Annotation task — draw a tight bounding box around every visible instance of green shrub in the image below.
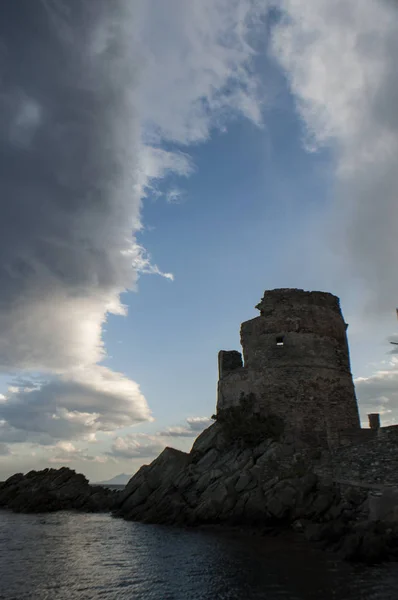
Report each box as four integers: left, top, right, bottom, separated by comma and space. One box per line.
216, 393, 284, 446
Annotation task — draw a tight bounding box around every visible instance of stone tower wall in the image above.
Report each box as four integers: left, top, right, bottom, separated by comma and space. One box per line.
216, 289, 361, 446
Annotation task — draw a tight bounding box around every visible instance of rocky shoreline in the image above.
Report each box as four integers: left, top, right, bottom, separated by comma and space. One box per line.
1, 428, 397, 564
109, 288, 398, 564
114, 422, 398, 564
1, 290, 397, 564
0, 467, 117, 513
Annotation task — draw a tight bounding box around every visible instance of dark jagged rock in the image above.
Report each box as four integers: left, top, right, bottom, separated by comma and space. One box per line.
6, 289, 398, 563
114, 421, 398, 563
0, 467, 118, 513
113, 290, 398, 562
115, 423, 326, 529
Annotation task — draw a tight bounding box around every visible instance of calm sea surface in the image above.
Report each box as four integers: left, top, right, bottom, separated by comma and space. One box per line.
0, 510, 397, 600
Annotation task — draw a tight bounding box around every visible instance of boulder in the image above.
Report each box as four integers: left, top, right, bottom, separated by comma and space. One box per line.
0, 467, 117, 513
190, 422, 226, 458
115, 447, 190, 523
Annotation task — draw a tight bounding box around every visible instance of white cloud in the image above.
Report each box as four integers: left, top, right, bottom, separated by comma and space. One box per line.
109, 433, 166, 460
271, 0, 398, 315
135, 0, 265, 146
187, 416, 213, 430
355, 358, 398, 425
0, 366, 152, 444
56, 441, 76, 454
108, 416, 212, 460
129, 245, 174, 281
48, 440, 109, 464
159, 416, 213, 437
140, 147, 194, 183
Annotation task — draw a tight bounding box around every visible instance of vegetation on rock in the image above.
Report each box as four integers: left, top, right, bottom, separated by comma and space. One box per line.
214, 393, 285, 446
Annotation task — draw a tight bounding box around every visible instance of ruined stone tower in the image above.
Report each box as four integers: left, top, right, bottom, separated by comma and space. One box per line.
217, 289, 361, 446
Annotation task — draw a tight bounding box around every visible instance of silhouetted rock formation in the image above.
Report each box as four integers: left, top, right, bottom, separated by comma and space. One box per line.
115, 289, 398, 563
115, 421, 398, 563
0, 467, 117, 513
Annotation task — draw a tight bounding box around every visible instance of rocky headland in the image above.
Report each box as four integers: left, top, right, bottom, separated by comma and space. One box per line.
115, 419, 398, 563
2, 289, 398, 564
114, 289, 398, 563
0, 467, 117, 513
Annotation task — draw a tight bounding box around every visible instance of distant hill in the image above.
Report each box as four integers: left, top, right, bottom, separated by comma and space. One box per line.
98, 473, 131, 486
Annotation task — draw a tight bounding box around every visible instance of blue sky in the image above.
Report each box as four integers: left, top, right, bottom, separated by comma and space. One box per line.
0, 0, 398, 481
103, 102, 335, 422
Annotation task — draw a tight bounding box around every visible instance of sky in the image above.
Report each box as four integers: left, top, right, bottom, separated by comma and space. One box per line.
0, 0, 398, 482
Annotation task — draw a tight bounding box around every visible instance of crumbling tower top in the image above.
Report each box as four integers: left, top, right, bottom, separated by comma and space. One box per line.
256, 288, 341, 314
254, 288, 347, 340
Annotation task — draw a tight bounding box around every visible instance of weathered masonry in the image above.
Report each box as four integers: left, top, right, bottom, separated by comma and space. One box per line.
216, 289, 361, 447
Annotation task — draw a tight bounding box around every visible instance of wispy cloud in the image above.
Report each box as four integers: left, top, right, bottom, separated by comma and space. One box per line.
107, 416, 212, 461
130, 245, 175, 281
109, 433, 166, 460
159, 416, 213, 437
165, 188, 187, 205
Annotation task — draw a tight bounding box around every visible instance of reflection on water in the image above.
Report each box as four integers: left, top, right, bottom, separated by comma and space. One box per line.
0, 511, 396, 600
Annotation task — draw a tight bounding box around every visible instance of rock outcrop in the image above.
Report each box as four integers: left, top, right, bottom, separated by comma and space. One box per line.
3, 288, 397, 563
0, 467, 117, 513
115, 422, 398, 563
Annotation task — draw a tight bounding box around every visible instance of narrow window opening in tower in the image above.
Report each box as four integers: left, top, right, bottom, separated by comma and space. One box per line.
276, 336, 284, 346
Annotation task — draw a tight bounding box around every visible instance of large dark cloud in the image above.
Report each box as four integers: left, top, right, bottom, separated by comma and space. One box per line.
0, 0, 140, 370
0, 0, 265, 372
0, 0, 266, 455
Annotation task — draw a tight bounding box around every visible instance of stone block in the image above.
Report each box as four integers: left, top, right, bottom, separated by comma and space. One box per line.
218, 350, 243, 379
